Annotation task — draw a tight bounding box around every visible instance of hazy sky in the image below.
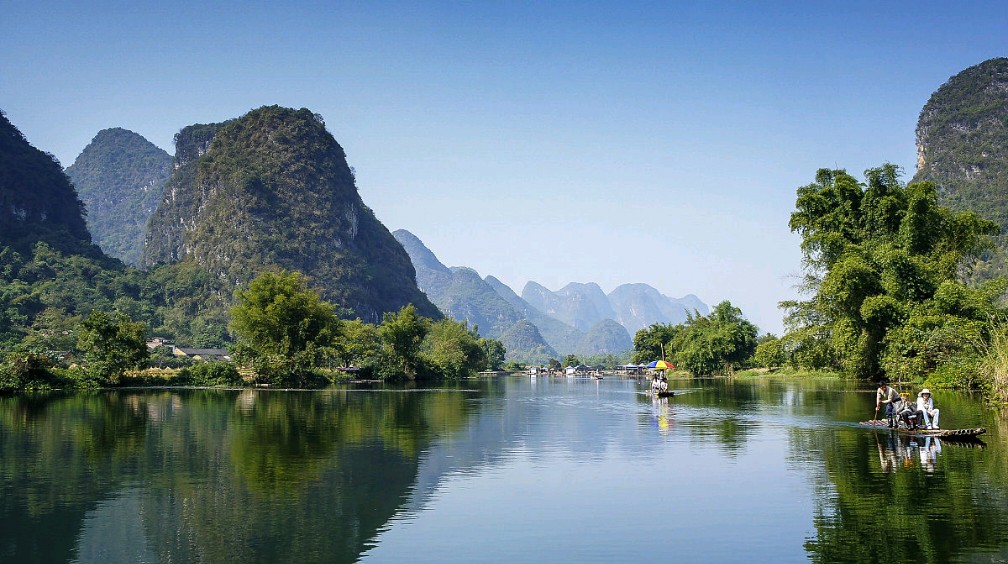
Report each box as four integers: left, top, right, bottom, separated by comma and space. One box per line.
3, 1, 1006, 334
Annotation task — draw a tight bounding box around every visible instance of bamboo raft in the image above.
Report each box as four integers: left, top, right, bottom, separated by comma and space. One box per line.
861, 419, 986, 439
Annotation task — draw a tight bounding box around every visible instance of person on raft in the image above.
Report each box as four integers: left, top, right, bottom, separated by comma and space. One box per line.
659, 375, 668, 392
651, 374, 661, 393
876, 381, 901, 427
917, 388, 940, 429
896, 392, 924, 429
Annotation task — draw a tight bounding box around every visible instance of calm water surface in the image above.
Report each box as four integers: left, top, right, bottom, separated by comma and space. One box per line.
1, 376, 1006, 563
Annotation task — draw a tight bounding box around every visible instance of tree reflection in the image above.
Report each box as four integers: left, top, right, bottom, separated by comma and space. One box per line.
0, 387, 476, 562
800, 425, 1008, 563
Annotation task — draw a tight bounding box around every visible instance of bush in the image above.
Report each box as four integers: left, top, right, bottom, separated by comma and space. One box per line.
178, 362, 243, 387
926, 354, 982, 390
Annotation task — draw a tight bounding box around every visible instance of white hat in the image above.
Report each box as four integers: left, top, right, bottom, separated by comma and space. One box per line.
920, 388, 931, 395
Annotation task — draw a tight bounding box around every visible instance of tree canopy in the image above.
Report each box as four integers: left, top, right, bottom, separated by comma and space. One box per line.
783, 164, 1004, 382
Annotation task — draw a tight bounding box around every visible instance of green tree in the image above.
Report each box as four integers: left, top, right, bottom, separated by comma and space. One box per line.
785, 165, 1001, 381
378, 304, 429, 379
632, 323, 680, 363
479, 338, 506, 371
229, 270, 340, 385
753, 334, 786, 368
333, 318, 379, 369
672, 301, 758, 375
76, 310, 148, 383
563, 354, 580, 367
420, 319, 486, 379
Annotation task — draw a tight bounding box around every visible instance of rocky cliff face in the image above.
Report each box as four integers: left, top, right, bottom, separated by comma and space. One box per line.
0, 111, 98, 256
143, 106, 439, 321
912, 57, 1008, 278
65, 128, 172, 265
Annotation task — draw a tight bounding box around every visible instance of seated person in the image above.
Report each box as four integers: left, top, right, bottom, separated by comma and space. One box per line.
897, 393, 923, 429
917, 388, 940, 429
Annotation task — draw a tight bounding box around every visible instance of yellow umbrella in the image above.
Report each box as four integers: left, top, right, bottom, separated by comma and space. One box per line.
655, 360, 673, 370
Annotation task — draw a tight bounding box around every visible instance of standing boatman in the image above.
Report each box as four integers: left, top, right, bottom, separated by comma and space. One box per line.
876, 380, 901, 428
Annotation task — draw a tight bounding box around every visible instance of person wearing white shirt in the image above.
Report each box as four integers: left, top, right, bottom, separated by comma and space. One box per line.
916, 388, 940, 429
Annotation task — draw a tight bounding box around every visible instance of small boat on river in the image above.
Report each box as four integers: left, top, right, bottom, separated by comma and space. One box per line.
860, 419, 986, 440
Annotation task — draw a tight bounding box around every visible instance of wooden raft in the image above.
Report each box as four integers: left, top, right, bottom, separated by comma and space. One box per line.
861, 419, 986, 439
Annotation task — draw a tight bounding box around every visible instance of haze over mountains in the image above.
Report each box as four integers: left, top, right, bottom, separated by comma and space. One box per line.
394, 229, 708, 361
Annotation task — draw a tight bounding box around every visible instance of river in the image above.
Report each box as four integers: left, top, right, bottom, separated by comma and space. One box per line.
1, 375, 1005, 563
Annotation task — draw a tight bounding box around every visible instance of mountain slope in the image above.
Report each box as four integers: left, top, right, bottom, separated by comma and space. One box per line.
484, 276, 584, 353
66, 128, 172, 265
143, 105, 439, 322
607, 283, 706, 335
523, 281, 616, 331
576, 319, 632, 356
393, 229, 524, 338
499, 320, 558, 364
0, 110, 97, 256
912, 57, 1008, 278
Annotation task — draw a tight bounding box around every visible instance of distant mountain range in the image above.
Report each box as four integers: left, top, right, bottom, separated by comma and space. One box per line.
394, 229, 708, 361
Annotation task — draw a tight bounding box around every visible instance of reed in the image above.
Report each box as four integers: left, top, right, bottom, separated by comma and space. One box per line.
979, 324, 1008, 405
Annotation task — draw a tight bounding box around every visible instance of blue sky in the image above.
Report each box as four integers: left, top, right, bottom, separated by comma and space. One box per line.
3, 1, 1006, 333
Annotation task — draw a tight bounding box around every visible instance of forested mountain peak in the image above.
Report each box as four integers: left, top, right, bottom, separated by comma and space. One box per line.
912, 57, 1008, 278
143, 105, 439, 322
0, 110, 99, 256
66, 127, 172, 265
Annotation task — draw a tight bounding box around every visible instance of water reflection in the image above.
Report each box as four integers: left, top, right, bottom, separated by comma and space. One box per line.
0, 377, 1005, 562
874, 432, 945, 474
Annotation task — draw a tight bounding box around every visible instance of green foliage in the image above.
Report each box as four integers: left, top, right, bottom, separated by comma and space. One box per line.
480, 338, 506, 371
563, 354, 580, 367
419, 319, 486, 379
670, 301, 758, 375
377, 304, 429, 379
76, 310, 149, 384
230, 270, 340, 386
753, 334, 785, 368
65, 128, 172, 265
633, 303, 757, 375
580, 352, 630, 369
783, 164, 1002, 380
632, 323, 680, 364
0, 351, 62, 391
177, 362, 243, 387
